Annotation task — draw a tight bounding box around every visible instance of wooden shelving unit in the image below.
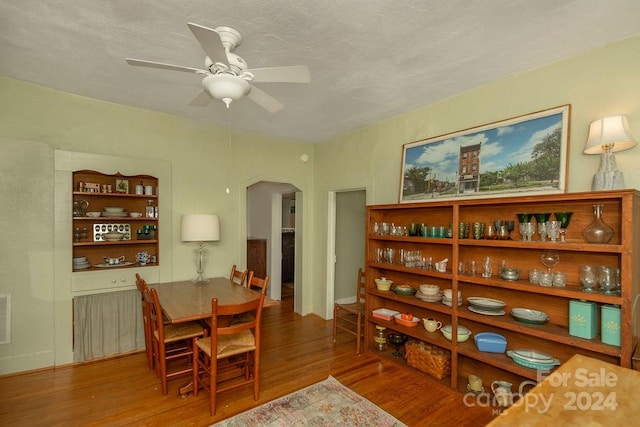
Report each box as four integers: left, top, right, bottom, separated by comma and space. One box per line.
72, 170, 159, 272
365, 190, 639, 393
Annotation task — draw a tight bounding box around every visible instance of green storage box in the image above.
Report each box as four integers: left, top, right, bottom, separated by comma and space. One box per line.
569, 300, 598, 339
601, 305, 621, 346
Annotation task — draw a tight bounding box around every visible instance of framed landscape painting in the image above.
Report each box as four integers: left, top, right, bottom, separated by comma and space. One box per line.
399, 105, 570, 203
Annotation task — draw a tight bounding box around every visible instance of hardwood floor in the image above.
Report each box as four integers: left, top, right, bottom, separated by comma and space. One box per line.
0, 288, 496, 426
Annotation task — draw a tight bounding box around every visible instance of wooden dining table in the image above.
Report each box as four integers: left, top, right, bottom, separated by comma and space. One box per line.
150, 277, 279, 324
149, 277, 279, 396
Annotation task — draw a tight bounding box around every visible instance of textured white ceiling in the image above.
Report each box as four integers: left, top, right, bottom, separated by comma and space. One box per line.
1, 0, 639, 142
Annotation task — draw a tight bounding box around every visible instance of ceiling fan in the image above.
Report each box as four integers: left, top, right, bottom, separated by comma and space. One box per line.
125, 23, 310, 113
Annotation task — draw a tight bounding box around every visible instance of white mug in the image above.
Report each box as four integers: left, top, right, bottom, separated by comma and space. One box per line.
144, 185, 153, 195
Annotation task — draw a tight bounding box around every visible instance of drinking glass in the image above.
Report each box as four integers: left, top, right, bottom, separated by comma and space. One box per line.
540, 250, 560, 272
522, 222, 535, 242
534, 213, 551, 240
537, 222, 548, 241
505, 220, 515, 240
516, 213, 532, 223
547, 220, 561, 242
554, 212, 573, 242
579, 265, 596, 292
482, 256, 492, 278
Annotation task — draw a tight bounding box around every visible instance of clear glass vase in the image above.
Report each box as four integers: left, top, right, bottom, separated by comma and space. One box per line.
583, 204, 613, 243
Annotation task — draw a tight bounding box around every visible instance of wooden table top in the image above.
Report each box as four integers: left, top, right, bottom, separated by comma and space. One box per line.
150, 277, 278, 323
487, 354, 640, 426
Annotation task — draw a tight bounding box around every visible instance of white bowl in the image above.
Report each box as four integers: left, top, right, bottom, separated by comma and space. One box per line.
441, 324, 472, 342
129, 212, 142, 218
86, 212, 101, 217
103, 232, 125, 241
419, 284, 440, 295
375, 278, 393, 291
104, 207, 125, 213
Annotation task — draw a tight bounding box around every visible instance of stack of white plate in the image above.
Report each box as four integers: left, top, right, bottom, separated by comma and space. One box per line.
442, 294, 463, 307
466, 297, 506, 315
73, 256, 90, 269
415, 290, 443, 302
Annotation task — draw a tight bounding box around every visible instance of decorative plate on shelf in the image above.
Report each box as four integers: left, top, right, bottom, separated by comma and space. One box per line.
94, 261, 135, 268
467, 297, 506, 311
468, 305, 505, 316
511, 308, 549, 324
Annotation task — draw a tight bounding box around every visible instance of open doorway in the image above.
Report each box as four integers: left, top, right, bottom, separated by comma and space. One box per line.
326, 189, 366, 318
246, 181, 302, 313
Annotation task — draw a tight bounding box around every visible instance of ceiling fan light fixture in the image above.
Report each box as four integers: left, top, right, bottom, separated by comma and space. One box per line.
202, 74, 250, 108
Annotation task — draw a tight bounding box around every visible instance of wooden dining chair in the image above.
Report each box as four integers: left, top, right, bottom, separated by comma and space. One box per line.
230, 264, 249, 286
333, 268, 366, 354
192, 291, 266, 415
228, 273, 270, 326
246, 271, 269, 293
145, 287, 206, 395
135, 273, 154, 371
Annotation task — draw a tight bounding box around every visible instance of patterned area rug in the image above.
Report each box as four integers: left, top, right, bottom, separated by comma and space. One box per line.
211, 376, 406, 426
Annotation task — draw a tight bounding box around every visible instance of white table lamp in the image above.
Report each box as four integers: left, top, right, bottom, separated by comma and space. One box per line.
181, 214, 220, 283
583, 115, 637, 191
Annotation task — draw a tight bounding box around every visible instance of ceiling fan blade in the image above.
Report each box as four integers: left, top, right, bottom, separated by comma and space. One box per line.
248, 65, 311, 83
247, 85, 284, 113
188, 90, 213, 107
187, 22, 229, 67
125, 58, 204, 74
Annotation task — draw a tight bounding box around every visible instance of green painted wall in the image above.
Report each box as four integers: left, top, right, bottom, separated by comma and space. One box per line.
1, 35, 639, 374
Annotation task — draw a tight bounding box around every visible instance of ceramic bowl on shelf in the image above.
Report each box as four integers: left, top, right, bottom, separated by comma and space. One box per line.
85, 211, 101, 217
102, 232, 125, 241
129, 212, 142, 218
393, 313, 420, 327
393, 285, 417, 296
419, 284, 440, 295
441, 324, 472, 342
104, 207, 125, 212
375, 277, 393, 291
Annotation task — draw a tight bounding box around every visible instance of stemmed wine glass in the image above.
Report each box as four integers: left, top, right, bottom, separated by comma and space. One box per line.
387, 333, 408, 357
554, 212, 573, 242
505, 220, 515, 240
540, 250, 560, 273
534, 213, 551, 241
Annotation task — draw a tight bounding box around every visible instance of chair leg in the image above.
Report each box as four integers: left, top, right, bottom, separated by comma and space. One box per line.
356, 312, 362, 354
332, 304, 338, 343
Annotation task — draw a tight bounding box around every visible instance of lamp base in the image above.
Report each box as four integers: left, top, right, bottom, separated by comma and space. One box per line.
592, 151, 625, 191
192, 274, 209, 284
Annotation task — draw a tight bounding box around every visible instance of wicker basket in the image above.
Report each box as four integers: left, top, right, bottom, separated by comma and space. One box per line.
404, 340, 451, 379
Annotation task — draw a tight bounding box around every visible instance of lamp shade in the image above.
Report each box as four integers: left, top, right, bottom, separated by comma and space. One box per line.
583, 115, 637, 154
181, 214, 220, 242
202, 74, 250, 108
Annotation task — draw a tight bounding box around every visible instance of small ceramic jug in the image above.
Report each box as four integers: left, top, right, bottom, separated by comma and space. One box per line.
423, 317, 442, 332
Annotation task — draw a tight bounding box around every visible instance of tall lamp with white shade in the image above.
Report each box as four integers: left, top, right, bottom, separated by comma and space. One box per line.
583, 115, 637, 191
181, 214, 220, 283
